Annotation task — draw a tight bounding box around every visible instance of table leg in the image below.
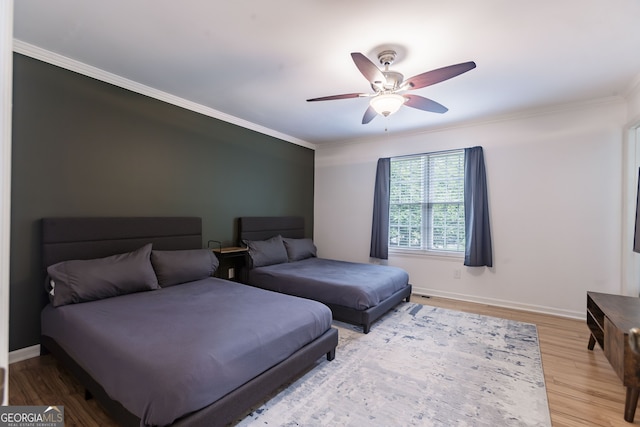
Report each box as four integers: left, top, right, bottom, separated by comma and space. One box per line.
624, 387, 639, 422
588, 334, 596, 350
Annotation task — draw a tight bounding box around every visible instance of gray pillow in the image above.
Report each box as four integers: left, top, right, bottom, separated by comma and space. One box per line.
283, 237, 317, 261
46, 243, 159, 307
243, 235, 288, 268
151, 249, 219, 287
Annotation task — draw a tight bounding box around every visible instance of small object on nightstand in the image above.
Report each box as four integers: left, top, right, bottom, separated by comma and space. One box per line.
208, 240, 247, 282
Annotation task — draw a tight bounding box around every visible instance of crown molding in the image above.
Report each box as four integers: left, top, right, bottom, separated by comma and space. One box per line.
12, 39, 316, 150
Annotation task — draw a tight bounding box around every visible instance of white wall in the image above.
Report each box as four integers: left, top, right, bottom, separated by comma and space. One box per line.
1, 0, 13, 405
627, 79, 640, 124
315, 99, 627, 318
621, 80, 640, 298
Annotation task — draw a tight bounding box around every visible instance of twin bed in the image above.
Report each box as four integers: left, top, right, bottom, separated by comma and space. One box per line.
238, 216, 412, 334
39, 216, 411, 426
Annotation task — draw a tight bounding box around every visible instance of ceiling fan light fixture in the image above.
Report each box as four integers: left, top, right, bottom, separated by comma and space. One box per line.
370, 93, 405, 117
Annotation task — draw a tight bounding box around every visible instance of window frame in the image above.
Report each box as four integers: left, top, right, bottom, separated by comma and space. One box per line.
388, 149, 465, 258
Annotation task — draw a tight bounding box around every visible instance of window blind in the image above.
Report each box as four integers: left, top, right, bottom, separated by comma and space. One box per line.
390, 150, 465, 252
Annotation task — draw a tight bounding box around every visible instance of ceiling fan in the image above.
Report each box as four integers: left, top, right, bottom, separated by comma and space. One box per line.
307, 50, 476, 124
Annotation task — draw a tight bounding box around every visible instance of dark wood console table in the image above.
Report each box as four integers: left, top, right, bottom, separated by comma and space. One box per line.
587, 291, 640, 422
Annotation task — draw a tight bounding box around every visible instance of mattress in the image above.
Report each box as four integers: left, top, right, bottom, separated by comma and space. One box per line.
41, 278, 333, 427
247, 257, 410, 310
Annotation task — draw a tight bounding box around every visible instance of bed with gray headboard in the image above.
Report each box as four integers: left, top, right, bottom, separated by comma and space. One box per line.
39, 217, 338, 427
238, 216, 412, 334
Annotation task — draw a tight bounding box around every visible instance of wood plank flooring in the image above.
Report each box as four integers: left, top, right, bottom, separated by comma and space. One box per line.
8, 295, 638, 426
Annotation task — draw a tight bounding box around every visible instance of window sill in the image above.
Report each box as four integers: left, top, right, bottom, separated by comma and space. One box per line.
389, 248, 464, 261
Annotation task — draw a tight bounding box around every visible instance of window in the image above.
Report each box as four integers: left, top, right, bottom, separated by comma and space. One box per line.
389, 150, 465, 253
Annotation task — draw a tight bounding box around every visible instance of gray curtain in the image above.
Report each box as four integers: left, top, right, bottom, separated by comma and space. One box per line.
370, 158, 390, 259
464, 146, 493, 267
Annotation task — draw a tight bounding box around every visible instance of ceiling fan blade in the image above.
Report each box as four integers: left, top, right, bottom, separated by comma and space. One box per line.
307, 93, 363, 102
351, 52, 386, 85
404, 95, 448, 114
362, 105, 377, 124
404, 61, 476, 90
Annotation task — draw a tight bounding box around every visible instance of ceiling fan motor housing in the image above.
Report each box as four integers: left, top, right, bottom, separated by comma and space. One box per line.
381, 71, 403, 90
373, 50, 404, 90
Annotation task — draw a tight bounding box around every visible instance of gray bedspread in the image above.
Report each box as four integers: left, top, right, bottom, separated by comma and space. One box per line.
247, 258, 409, 310
41, 278, 332, 427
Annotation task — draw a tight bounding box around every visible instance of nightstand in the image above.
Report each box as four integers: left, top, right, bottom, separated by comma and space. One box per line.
211, 246, 247, 281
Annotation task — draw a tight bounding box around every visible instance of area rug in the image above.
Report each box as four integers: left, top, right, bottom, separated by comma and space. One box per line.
237, 302, 551, 426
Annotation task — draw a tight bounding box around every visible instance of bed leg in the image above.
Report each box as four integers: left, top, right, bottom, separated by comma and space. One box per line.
363, 324, 370, 334
327, 349, 336, 361
405, 295, 411, 302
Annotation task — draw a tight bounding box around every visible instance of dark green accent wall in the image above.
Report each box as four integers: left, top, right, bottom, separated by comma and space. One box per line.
10, 53, 314, 351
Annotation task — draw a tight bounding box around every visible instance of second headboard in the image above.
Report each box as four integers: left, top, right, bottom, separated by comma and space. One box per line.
238, 216, 305, 243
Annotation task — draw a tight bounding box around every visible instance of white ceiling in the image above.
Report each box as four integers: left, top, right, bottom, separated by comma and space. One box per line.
12, 0, 640, 146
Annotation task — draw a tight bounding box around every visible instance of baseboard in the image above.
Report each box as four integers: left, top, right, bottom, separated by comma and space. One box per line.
411, 286, 585, 320
9, 345, 40, 364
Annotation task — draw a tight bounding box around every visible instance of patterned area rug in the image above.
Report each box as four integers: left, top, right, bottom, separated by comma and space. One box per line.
237, 302, 551, 426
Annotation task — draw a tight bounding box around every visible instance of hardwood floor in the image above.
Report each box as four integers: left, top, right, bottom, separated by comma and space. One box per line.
9, 354, 118, 427
8, 295, 638, 426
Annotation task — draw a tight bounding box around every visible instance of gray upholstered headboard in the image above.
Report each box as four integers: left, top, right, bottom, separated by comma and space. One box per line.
41, 217, 202, 268
238, 216, 305, 243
